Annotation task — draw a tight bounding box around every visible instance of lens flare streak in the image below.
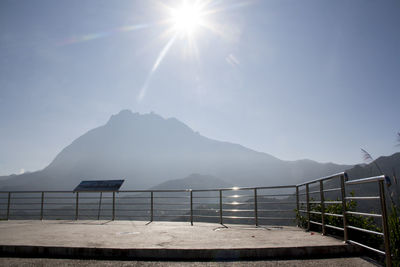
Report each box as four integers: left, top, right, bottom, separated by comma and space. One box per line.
137, 34, 178, 101
58, 24, 150, 46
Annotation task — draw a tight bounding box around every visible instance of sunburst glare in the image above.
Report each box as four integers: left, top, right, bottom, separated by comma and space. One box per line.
170, 1, 206, 36
56, 1, 251, 102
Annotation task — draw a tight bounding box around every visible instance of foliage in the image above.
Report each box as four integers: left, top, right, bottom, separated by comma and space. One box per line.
388, 200, 400, 265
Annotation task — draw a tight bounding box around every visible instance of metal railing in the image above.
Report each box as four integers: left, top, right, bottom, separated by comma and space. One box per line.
345, 175, 392, 266
296, 172, 347, 235
0, 185, 297, 226
0, 172, 393, 265
296, 172, 392, 266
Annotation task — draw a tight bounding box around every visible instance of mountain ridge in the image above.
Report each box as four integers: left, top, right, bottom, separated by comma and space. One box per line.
0, 110, 352, 191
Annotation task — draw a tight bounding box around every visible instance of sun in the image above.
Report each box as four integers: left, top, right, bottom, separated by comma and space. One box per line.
170, 2, 205, 36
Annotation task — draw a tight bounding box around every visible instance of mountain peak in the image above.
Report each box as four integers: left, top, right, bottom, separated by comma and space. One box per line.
106, 110, 164, 125
107, 109, 136, 123
117, 109, 134, 116
105, 110, 193, 135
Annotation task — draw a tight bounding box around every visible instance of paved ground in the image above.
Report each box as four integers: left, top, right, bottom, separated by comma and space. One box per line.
0, 257, 377, 266
0, 220, 344, 249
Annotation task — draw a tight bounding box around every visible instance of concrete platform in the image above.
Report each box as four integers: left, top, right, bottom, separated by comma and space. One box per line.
0, 220, 363, 260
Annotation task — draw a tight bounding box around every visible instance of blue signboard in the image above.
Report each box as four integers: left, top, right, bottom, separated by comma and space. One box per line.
73, 180, 124, 192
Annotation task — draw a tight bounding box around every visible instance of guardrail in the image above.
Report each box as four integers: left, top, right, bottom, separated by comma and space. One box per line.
297, 172, 392, 266
0, 173, 393, 265
0, 185, 297, 226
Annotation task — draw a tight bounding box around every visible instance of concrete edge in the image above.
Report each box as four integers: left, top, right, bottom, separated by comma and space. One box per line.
0, 244, 364, 261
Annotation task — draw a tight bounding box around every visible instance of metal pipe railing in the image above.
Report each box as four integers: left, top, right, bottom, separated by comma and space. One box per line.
344, 175, 392, 267
295, 172, 393, 266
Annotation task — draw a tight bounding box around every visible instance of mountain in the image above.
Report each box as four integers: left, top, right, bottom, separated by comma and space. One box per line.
0, 110, 352, 191
302, 152, 400, 212
346, 152, 400, 182
346, 153, 400, 205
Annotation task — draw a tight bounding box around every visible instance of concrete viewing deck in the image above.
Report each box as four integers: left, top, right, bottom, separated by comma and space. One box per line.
0, 220, 366, 261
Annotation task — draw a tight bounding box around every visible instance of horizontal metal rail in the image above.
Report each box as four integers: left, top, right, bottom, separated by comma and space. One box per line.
258, 209, 293, 212
324, 212, 343, 218
257, 201, 296, 204
296, 172, 346, 186
309, 211, 321, 215
324, 224, 344, 231
346, 225, 383, 236
322, 187, 341, 193
323, 201, 342, 204
346, 211, 382, 218
347, 240, 385, 255
345, 196, 380, 200
258, 217, 294, 220
345, 175, 385, 185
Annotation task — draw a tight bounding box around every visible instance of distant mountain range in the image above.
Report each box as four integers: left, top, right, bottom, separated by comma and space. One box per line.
346, 152, 400, 182
0, 110, 353, 191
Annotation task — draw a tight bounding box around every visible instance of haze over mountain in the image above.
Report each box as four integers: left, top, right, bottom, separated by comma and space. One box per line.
0, 110, 352, 191
149, 174, 232, 190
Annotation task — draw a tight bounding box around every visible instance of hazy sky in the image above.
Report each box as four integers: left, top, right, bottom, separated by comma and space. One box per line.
1, 0, 399, 175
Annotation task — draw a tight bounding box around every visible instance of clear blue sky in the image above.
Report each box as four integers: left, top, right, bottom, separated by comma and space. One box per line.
1, 0, 399, 175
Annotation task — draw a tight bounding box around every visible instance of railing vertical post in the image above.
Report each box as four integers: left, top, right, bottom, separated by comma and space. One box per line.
306, 184, 310, 231
296, 186, 300, 227
254, 188, 258, 226
190, 190, 193, 226
112, 192, 116, 221
150, 191, 154, 222
378, 179, 392, 267
6, 192, 11, 220
97, 192, 102, 220
75, 192, 79, 220
219, 190, 223, 225
319, 181, 325, 235
340, 174, 348, 242
40, 192, 44, 220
